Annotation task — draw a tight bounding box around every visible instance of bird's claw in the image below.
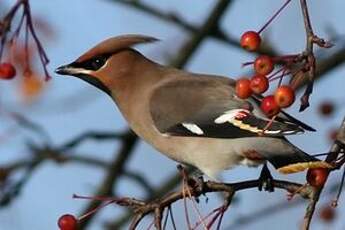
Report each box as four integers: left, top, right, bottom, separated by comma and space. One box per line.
258, 164, 274, 192
187, 175, 204, 189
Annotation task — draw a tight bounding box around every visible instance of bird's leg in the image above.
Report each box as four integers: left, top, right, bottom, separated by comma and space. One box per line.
187, 170, 205, 202
177, 165, 207, 229
286, 183, 308, 201
258, 163, 275, 192
177, 165, 205, 197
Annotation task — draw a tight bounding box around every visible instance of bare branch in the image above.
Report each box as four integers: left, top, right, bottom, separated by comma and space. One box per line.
58, 130, 126, 152
110, 0, 277, 56
77, 131, 137, 229
170, 0, 234, 68
94, 175, 310, 229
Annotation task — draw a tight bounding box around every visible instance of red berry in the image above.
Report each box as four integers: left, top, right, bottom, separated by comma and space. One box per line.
235, 78, 252, 99
58, 214, 78, 230
254, 55, 274, 75
0, 62, 16, 80
319, 204, 336, 223
250, 74, 269, 94
274, 85, 295, 108
306, 168, 329, 187
318, 101, 335, 117
260, 95, 280, 117
240, 31, 261, 52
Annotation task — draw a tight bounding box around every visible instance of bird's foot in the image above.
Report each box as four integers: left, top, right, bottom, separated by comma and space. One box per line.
335, 140, 345, 152
286, 183, 308, 201
258, 164, 274, 192
187, 174, 205, 195
177, 165, 205, 202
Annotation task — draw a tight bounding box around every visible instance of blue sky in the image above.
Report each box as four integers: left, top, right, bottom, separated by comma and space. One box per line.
1, 0, 345, 229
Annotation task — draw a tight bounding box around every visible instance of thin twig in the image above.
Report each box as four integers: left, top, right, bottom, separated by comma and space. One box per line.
109, 0, 277, 56
58, 130, 126, 151
301, 116, 345, 229
78, 131, 137, 229
98, 177, 310, 229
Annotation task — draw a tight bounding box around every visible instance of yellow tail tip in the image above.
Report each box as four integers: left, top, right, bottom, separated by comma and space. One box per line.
277, 161, 333, 174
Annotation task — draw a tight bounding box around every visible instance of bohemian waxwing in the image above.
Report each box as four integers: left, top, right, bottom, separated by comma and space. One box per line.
55, 34, 331, 179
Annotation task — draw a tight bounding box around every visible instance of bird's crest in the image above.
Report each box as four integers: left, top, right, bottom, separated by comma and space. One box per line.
76, 34, 159, 62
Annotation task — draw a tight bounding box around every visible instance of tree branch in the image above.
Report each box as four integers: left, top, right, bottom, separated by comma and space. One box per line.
78, 130, 137, 229
170, 0, 234, 68
110, 0, 277, 56
58, 130, 126, 152
85, 176, 310, 229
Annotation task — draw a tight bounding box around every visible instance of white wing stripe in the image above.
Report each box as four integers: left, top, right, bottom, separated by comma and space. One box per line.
214, 109, 249, 124
182, 123, 204, 135
263, 130, 281, 134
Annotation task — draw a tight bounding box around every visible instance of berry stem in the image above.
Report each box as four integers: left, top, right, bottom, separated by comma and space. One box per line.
10, 12, 25, 42
269, 72, 290, 83
192, 206, 222, 229
241, 61, 254, 67
24, 18, 30, 74
22, 1, 51, 80
73, 194, 116, 202
310, 151, 337, 157
332, 166, 345, 207
272, 54, 299, 63
258, 0, 292, 34
268, 67, 286, 80
78, 200, 115, 221
261, 115, 277, 135
206, 208, 224, 229
277, 68, 287, 86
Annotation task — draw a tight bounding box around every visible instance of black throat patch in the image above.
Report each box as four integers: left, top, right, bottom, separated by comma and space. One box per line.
75, 74, 112, 96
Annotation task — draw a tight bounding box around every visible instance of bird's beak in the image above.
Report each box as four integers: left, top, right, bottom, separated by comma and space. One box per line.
55, 63, 85, 76
55, 63, 112, 96
54, 64, 70, 75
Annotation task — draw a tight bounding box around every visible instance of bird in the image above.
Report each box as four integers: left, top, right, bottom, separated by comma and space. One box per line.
55, 34, 331, 180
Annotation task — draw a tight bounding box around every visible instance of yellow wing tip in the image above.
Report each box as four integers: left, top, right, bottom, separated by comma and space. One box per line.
277, 161, 333, 174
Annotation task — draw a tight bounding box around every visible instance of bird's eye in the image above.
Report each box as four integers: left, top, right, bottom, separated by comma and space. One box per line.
83, 55, 109, 71
91, 57, 106, 70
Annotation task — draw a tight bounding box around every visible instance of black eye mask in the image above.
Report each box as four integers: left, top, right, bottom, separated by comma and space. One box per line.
73, 54, 111, 71
55, 54, 113, 96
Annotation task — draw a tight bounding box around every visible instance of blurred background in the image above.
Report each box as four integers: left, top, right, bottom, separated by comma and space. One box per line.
0, 0, 345, 229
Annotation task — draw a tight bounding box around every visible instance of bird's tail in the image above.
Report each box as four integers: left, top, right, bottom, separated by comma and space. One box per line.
267, 147, 333, 174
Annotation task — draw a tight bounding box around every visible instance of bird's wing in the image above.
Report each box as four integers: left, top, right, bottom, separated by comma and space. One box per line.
250, 95, 316, 132
149, 76, 307, 138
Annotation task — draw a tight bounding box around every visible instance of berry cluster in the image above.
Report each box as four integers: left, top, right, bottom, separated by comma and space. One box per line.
236, 1, 338, 201
0, 0, 50, 81
236, 36, 296, 117
235, 0, 333, 115
239, 29, 334, 194
234, 0, 305, 117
